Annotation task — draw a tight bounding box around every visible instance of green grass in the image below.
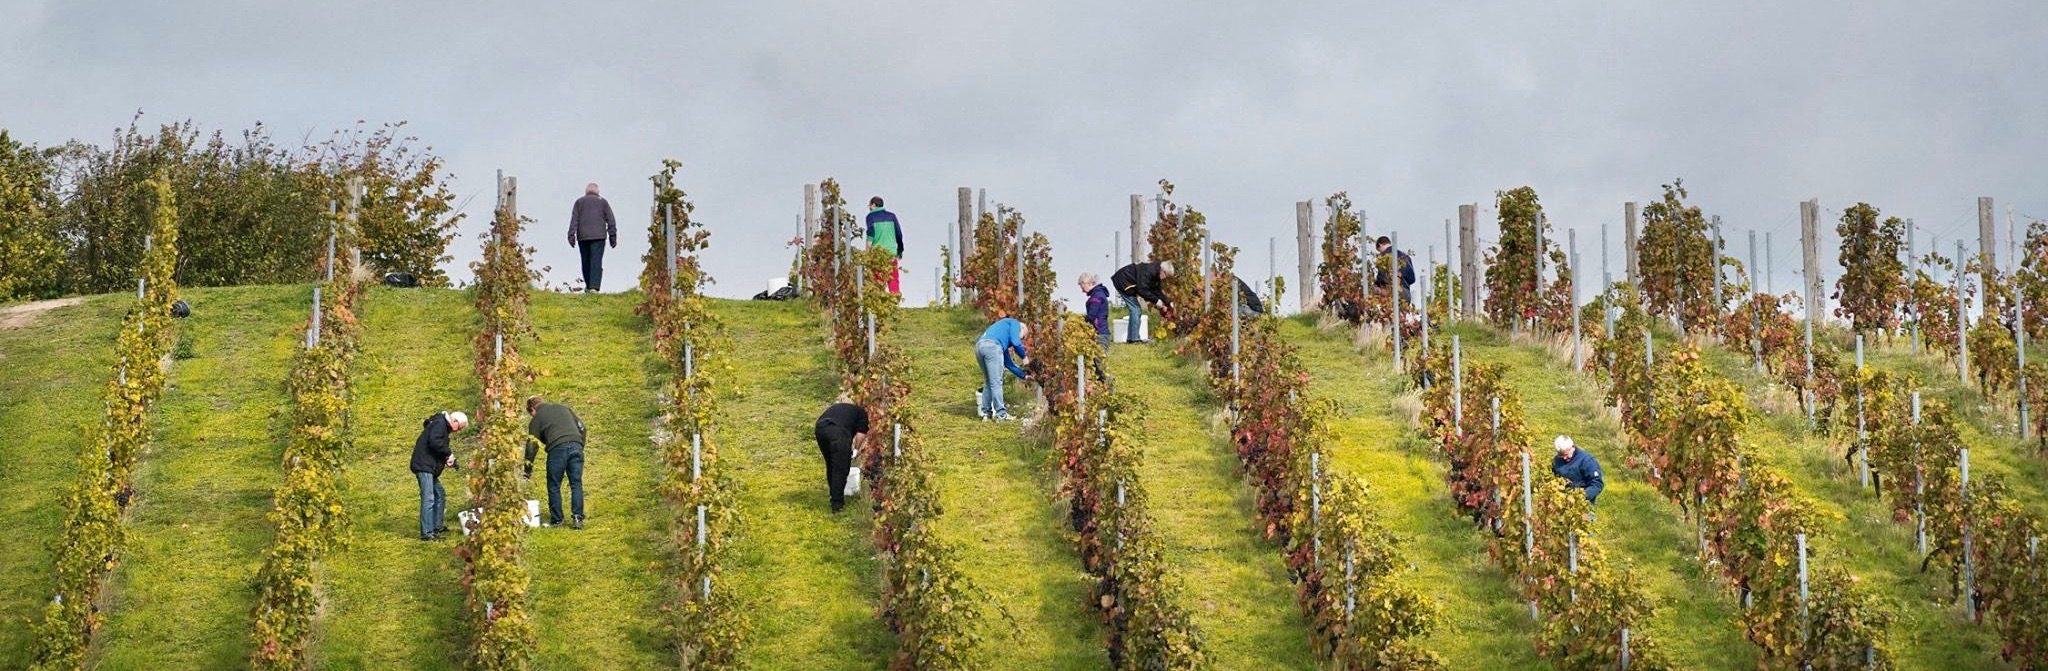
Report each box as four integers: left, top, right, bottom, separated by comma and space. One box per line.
0, 295, 127, 670
1433, 323, 1759, 669
1279, 318, 1550, 669
520, 291, 671, 668
313, 286, 473, 670
894, 308, 1103, 670
1104, 341, 1320, 669
94, 285, 306, 669
716, 299, 893, 670
1690, 339, 2007, 669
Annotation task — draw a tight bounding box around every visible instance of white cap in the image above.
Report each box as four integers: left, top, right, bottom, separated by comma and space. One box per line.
447, 411, 470, 428
1553, 435, 1575, 452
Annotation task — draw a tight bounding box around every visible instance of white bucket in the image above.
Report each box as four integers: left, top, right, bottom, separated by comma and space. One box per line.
524, 500, 541, 527
1111, 315, 1150, 343
458, 508, 482, 536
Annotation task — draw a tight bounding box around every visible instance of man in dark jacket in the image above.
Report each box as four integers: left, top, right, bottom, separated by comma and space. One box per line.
524, 396, 588, 528
814, 402, 870, 513
1372, 236, 1416, 305
568, 183, 618, 292
865, 196, 904, 295
1550, 435, 1604, 505
1110, 261, 1175, 344
1079, 273, 1111, 349
410, 410, 470, 540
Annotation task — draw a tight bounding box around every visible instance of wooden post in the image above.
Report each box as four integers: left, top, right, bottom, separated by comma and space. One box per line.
325, 201, 337, 282
1570, 229, 1582, 370
346, 177, 364, 271
1802, 199, 1824, 326
1751, 230, 1764, 373
1710, 215, 1723, 321
1535, 212, 1547, 303
1766, 231, 1776, 296
308, 287, 323, 348
956, 186, 972, 269
1624, 201, 1640, 286
1909, 219, 1920, 352
1980, 196, 1998, 286
1963, 445, 1976, 619
1130, 194, 1145, 263
1601, 223, 1610, 293
1231, 279, 1242, 384
1453, 335, 1464, 434
1858, 334, 1869, 487
1914, 391, 1926, 554
1444, 217, 1454, 319
805, 184, 819, 244
664, 204, 677, 298
1392, 230, 1403, 372
1297, 200, 1317, 311
1460, 204, 1479, 315
1959, 240, 1972, 382
2022, 299, 2030, 440
1268, 236, 1277, 312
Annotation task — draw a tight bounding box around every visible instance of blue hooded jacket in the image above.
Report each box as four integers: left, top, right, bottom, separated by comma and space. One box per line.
1551, 448, 1605, 504
1085, 284, 1110, 334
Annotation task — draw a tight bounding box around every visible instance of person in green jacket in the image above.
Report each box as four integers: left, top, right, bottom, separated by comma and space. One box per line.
865, 196, 904, 295
524, 396, 588, 529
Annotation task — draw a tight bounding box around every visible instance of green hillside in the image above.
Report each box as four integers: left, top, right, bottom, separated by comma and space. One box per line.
3, 287, 2042, 670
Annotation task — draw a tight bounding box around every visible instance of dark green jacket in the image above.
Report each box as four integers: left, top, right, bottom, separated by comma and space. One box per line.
525, 403, 586, 463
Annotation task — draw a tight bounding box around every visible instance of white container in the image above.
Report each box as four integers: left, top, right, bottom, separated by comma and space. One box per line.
975, 390, 988, 418
845, 466, 863, 496
458, 508, 482, 536
767, 277, 789, 293
524, 499, 541, 527
1111, 315, 1150, 343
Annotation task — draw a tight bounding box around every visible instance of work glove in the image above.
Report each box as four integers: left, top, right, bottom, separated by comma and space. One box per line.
608, 234, 618, 248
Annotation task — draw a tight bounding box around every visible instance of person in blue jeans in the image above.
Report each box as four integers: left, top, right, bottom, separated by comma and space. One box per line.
1110, 261, 1175, 343
524, 396, 589, 529
409, 410, 470, 541
976, 317, 1031, 421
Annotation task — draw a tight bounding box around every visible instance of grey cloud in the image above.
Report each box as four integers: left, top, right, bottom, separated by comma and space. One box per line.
1, 0, 2044, 309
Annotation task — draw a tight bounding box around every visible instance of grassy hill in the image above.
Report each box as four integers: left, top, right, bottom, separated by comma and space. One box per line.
1, 287, 2040, 670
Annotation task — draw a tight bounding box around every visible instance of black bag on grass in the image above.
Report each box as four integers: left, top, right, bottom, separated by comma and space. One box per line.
383, 272, 420, 288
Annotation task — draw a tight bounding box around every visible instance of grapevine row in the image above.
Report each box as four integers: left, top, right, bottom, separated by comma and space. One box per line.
1411, 339, 1671, 669
805, 179, 985, 669
1158, 184, 1445, 669
1589, 284, 1892, 668
457, 177, 540, 669
28, 173, 181, 670
1660, 192, 2048, 668
248, 198, 368, 668
639, 161, 748, 668
968, 207, 1211, 668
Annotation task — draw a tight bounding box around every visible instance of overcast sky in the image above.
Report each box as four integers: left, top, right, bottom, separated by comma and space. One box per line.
4, 1, 2044, 311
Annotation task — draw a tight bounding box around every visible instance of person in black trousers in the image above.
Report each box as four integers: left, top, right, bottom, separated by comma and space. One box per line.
813, 402, 870, 513
568, 182, 617, 292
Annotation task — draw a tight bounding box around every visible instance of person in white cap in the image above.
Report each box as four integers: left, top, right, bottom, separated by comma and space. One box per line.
1549, 435, 1604, 505
411, 410, 471, 540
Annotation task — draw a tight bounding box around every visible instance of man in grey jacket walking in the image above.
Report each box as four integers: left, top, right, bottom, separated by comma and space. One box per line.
569, 182, 617, 292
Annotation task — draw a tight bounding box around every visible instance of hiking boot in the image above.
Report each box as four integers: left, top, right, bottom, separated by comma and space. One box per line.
572, 515, 585, 530
433, 526, 448, 535
993, 413, 1017, 422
